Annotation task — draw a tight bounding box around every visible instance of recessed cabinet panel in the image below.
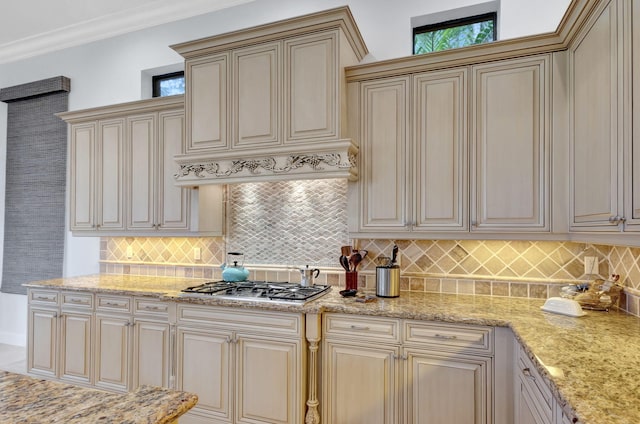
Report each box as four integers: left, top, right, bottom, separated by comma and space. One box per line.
187, 55, 229, 151
233, 43, 281, 148
70, 123, 96, 230
128, 114, 155, 230
158, 110, 190, 230
98, 119, 126, 230
405, 350, 490, 424
94, 314, 130, 393
60, 312, 92, 385
177, 328, 232, 421
472, 55, 549, 232
360, 77, 410, 231
237, 336, 300, 423
133, 319, 170, 389
414, 69, 468, 231
285, 32, 337, 142
570, 1, 619, 230
323, 341, 399, 424
626, 0, 640, 230
28, 308, 57, 377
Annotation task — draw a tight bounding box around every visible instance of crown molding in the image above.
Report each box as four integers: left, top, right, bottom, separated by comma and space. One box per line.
0, 0, 253, 65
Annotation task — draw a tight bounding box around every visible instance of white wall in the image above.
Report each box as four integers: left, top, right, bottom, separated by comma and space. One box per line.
0, 0, 571, 345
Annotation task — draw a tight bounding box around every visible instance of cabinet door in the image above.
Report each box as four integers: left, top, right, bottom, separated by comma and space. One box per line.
626, 0, 640, 230
127, 113, 156, 230
570, 0, 621, 231
27, 307, 58, 378
413, 68, 468, 231
405, 349, 491, 424
176, 327, 233, 422
359, 77, 411, 232
236, 335, 302, 424
515, 375, 552, 424
233, 42, 281, 148
158, 110, 190, 231
323, 340, 400, 424
284, 31, 337, 143
59, 311, 92, 385
69, 123, 97, 230
97, 118, 126, 231
185, 54, 229, 152
132, 318, 170, 389
94, 314, 131, 392
472, 55, 550, 232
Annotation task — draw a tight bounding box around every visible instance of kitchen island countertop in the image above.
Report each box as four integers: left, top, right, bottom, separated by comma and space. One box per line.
24, 274, 640, 424
0, 370, 197, 423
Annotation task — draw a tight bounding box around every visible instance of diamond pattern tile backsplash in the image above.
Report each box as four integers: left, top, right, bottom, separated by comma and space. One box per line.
101, 181, 640, 312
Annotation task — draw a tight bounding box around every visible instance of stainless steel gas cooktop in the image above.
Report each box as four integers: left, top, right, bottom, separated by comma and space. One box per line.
180, 280, 331, 304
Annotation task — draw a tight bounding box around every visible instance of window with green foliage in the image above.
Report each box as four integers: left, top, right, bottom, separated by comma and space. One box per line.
152, 71, 185, 97
413, 13, 497, 55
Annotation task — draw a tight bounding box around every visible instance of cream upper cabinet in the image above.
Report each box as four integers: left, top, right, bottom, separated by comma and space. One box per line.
628, 0, 640, 231
128, 109, 190, 232
127, 113, 156, 230
171, 7, 367, 185
284, 31, 339, 143
233, 42, 281, 148
97, 118, 126, 231
569, 0, 622, 232
351, 55, 549, 237
358, 76, 410, 232
185, 54, 229, 153
414, 69, 468, 231
68, 117, 126, 232
60, 96, 223, 236
69, 123, 96, 230
570, 0, 640, 234
157, 110, 191, 230
471, 55, 550, 232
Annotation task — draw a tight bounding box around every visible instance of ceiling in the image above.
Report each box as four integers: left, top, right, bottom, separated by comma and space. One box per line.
0, 0, 252, 64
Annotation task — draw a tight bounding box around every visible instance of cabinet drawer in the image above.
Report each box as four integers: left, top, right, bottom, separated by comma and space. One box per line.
29, 289, 59, 305
177, 304, 302, 336
134, 297, 169, 316
96, 294, 132, 313
324, 313, 401, 343
517, 346, 553, 415
403, 321, 494, 354
61, 292, 93, 309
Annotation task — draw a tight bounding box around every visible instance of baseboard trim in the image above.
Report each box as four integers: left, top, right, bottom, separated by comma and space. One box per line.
0, 331, 26, 347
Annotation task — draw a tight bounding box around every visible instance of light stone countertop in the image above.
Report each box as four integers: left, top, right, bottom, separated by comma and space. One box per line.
24, 274, 640, 424
0, 370, 197, 423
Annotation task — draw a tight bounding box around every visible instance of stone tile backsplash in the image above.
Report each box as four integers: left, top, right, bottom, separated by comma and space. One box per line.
99, 181, 640, 315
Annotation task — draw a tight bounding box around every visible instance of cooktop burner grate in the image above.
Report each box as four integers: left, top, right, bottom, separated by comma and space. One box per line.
180, 280, 331, 303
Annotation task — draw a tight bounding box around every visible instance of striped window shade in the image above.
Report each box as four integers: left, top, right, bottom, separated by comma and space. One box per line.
0, 76, 70, 295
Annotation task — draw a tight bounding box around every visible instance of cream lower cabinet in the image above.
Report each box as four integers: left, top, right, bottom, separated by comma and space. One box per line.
94, 295, 172, 393
322, 314, 494, 424
175, 304, 305, 424
514, 343, 576, 424
27, 289, 93, 386
94, 294, 133, 393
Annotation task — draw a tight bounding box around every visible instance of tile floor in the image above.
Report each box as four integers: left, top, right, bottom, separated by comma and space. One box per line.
0, 343, 26, 374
